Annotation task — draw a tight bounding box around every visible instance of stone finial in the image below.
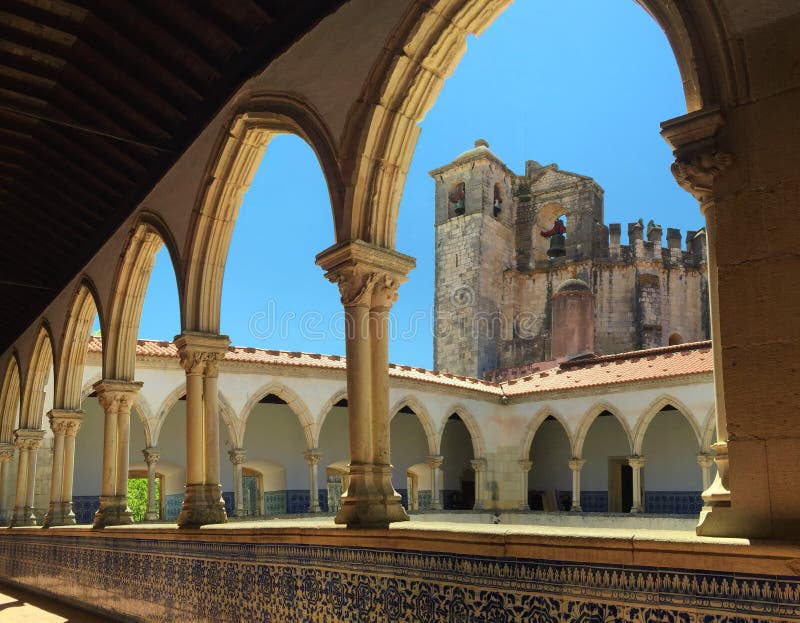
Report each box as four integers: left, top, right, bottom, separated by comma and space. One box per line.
474, 138, 489, 148
666, 228, 682, 250
628, 220, 644, 242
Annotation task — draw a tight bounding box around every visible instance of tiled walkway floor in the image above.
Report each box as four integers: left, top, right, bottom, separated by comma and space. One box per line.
0, 583, 113, 622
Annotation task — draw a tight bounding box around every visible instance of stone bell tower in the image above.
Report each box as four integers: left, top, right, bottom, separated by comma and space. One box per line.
430, 139, 515, 378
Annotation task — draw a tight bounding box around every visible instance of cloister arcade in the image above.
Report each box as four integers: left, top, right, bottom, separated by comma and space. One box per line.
0, 336, 716, 526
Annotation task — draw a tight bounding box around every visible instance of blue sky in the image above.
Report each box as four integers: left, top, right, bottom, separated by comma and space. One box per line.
135, 0, 702, 369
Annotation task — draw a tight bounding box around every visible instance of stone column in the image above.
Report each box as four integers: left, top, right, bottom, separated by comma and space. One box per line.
143, 448, 161, 521
661, 110, 736, 535
93, 380, 142, 528
228, 448, 246, 517
470, 458, 487, 510
568, 458, 585, 512
697, 453, 715, 491
518, 460, 532, 510
44, 409, 83, 527
627, 455, 646, 513
10, 429, 44, 526
427, 455, 443, 510
174, 332, 230, 528
317, 240, 415, 528
0, 444, 15, 524
304, 449, 322, 513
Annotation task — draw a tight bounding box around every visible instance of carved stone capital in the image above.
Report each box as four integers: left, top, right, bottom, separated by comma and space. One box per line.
627, 455, 646, 470
48, 409, 84, 437
316, 240, 415, 309
661, 107, 731, 209
93, 379, 142, 416
696, 453, 715, 469
670, 152, 733, 206
143, 447, 161, 466
426, 454, 443, 470
228, 448, 247, 465
13, 428, 45, 451
303, 449, 322, 466
174, 332, 230, 376
470, 458, 487, 473
0, 442, 15, 462
568, 458, 586, 472
518, 460, 533, 472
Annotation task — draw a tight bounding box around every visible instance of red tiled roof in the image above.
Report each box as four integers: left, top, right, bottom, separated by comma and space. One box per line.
502, 341, 713, 397
86, 337, 712, 397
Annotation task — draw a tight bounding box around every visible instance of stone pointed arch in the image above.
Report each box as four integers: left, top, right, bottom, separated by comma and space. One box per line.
519, 406, 574, 460
152, 383, 187, 446
702, 405, 717, 452
183, 92, 344, 334
574, 401, 632, 458
440, 403, 484, 459
55, 276, 102, 410
0, 353, 22, 443
131, 393, 157, 449
389, 395, 438, 456
633, 395, 703, 454
20, 323, 55, 429
217, 390, 240, 450
239, 381, 314, 451
315, 387, 348, 441
104, 212, 182, 382
80, 373, 102, 403
340, 0, 731, 248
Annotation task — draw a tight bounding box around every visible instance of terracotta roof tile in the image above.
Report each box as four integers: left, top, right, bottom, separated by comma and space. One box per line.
86, 337, 712, 397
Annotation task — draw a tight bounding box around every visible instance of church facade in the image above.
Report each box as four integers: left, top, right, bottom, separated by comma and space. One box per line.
432, 140, 709, 378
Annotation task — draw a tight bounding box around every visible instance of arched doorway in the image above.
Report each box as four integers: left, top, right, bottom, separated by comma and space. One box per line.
580, 410, 631, 512
390, 405, 430, 510
440, 413, 475, 510
527, 416, 572, 511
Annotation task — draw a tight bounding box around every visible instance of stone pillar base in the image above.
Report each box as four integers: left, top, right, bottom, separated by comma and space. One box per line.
570, 503, 582, 512
9, 506, 36, 527
43, 501, 76, 527
93, 495, 133, 528
144, 510, 160, 522
335, 464, 409, 529
178, 484, 227, 528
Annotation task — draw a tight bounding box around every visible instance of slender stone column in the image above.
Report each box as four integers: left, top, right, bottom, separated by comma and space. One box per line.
174, 332, 230, 528
304, 449, 322, 513
568, 458, 585, 512
317, 240, 415, 528
0, 444, 15, 524
661, 110, 738, 535
143, 448, 161, 521
697, 453, 715, 491
470, 458, 487, 510
93, 380, 141, 528
10, 429, 44, 526
228, 448, 246, 517
44, 410, 83, 527
627, 455, 646, 513
427, 455, 443, 510
518, 460, 532, 510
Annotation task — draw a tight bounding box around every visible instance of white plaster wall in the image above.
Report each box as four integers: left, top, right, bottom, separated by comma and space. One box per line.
528, 419, 572, 492
318, 406, 349, 471
157, 402, 187, 497
73, 397, 104, 497
390, 411, 429, 490
243, 403, 309, 490
441, 416, 474, 490
581, 415, 630, 491
642, 410, 703, 491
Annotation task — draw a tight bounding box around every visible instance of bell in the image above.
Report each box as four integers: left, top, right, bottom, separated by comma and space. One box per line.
454, 198, 465, 215
547, 232, 566, 258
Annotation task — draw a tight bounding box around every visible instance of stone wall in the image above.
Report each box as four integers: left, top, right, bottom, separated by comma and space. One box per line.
432, 144, 709, 378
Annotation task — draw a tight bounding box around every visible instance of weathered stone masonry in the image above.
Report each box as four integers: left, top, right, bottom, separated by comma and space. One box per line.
431, 140, 709, 378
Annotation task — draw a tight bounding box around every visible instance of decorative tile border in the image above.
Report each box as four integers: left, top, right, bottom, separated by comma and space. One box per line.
0, 532, 798, 622
645, 491, 703, 514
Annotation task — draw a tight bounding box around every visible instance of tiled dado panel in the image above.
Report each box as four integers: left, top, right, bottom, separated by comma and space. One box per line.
0, 533, 799, 623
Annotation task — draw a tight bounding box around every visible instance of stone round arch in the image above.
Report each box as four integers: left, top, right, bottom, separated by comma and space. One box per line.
338, 0, 730, 249
632, 395, 703, 455
0, 352, 22, 443
389, 395, 438, 456
439, 403, 485, 459
182, 92, 344, 335
103, 212, 183, 382
55, 276, 103, 411
574, 401, 632, 458
239, 381, 315, 451
20, 322, 56, 430
519, 406, 574, 461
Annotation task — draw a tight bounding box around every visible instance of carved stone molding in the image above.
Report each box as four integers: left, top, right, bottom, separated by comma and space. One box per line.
174, 332, 230, 376
568, 458, 586, 472
48, 409, 84, 437
303, 449, 322, 466
228, 448, 247, 465
426, 455, 444, 470
518, 460, 533, 472
143, 447, 161, 466
671, 152, 733, 205
13, 428, 45, 451
93, 380, 143, 415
